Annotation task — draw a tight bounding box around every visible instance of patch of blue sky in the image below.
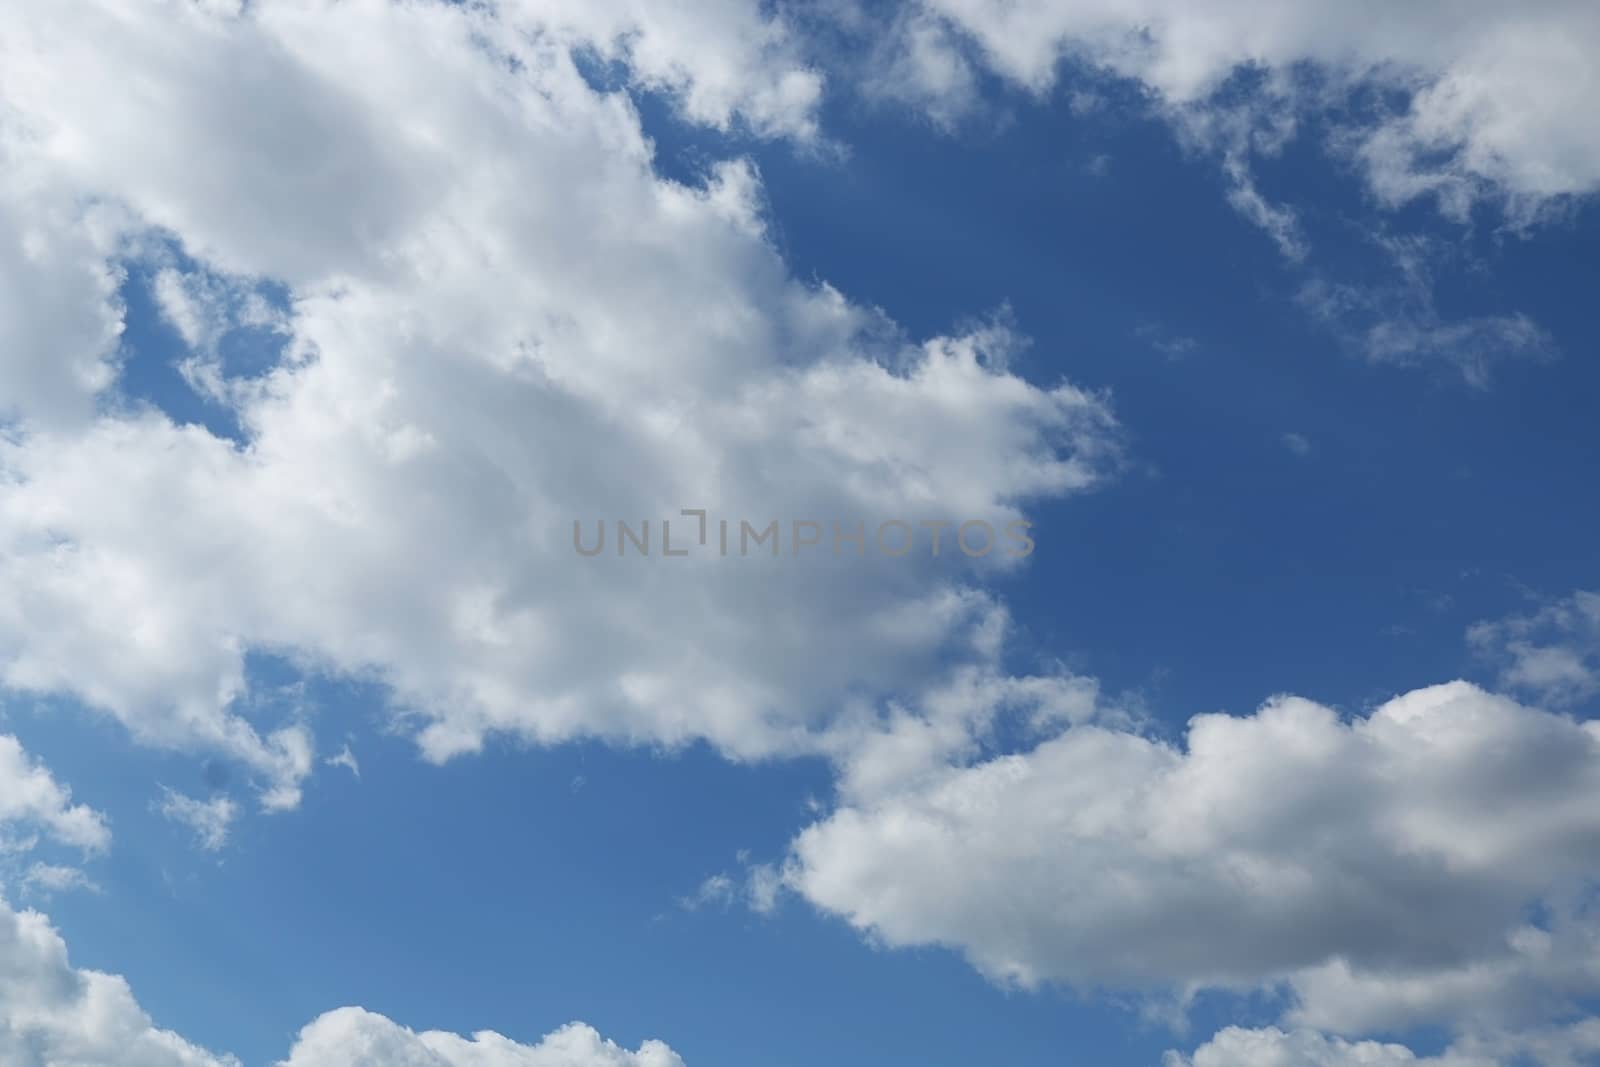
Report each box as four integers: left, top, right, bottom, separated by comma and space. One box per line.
111, 239, 291, 444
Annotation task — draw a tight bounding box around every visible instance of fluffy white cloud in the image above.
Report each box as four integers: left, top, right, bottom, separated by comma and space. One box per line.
0, 896, 232, 1067
494, 0, 823, 140
1165, 1026, 1495, 1067
0, 0, 1119, 804
785, 681, 1600, 1043
0, 735, 109, 855
0, 895, 683, 1067
1171, 1020, 1600, 1067
0, 146, 127, 431
883, 0, 1600, 214
0, 739, 104, 903
276, 1008, 684, 1067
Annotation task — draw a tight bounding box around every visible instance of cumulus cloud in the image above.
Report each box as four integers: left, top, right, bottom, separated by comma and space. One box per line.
876, 0, 1600, 215
0, 739, 105, 904
7, 8, 1594, 1061
1165, 1026, 1495, 1067
0, 896, 230, 1067
0, 894, 682, 1067
1172, 1020, 1600, 1067
0, 0, 1120, 802
0, 735, 109, 855
275, 1008, 685, 1067
0, 144, 127, 431
784, 681, 1600, 1047
495, 0, 823, 140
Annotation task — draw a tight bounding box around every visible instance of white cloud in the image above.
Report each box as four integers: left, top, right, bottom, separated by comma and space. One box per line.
746, 863, 784, 915
1161, 89, 1309, 259
681, 872, 739, 911
1134, 323, 1200, 361
149, 259, 292, 405
857, 10, 984, 130
276, 1008, 686, 1067
5, 4, 1593, 1062
0, 735, 109, 854
1172, 1020, 1600, 1067
822, 4, 1573, 369
784, 681, 1600, 1045
1221, 161, 1307, 261
0, 896, 233, 1067
1165, 1026, 1495, 1067
1360, 312, 1556, 387
0, 0, 1120, 799
1470, 591, 1600, 708
495, 0, 824, 141
682, 852, 785, 915
0, 147, 127, 431
20, 863, 98, 897
1297, 230, 1560, 387
323, 744, 360, 779
1285, 913, 1600, 1036
156, 789, 237, 853
887, 0, 1600, 215
0, 894, 683, 1067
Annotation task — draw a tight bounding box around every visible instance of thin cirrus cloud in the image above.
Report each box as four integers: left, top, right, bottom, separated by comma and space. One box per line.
1295, 230, 1562, 387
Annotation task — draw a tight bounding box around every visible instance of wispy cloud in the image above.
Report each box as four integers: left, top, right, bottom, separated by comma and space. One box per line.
157, 788, 237, 853
22, 862, 100, 897
1469, 590, 1600, 707
324, 744, 360, 780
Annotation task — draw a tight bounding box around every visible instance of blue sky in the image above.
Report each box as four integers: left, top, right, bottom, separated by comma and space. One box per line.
2, 3, 1599, 1066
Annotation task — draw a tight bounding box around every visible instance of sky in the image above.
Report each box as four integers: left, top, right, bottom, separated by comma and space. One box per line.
0, 2, 1599, 1065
